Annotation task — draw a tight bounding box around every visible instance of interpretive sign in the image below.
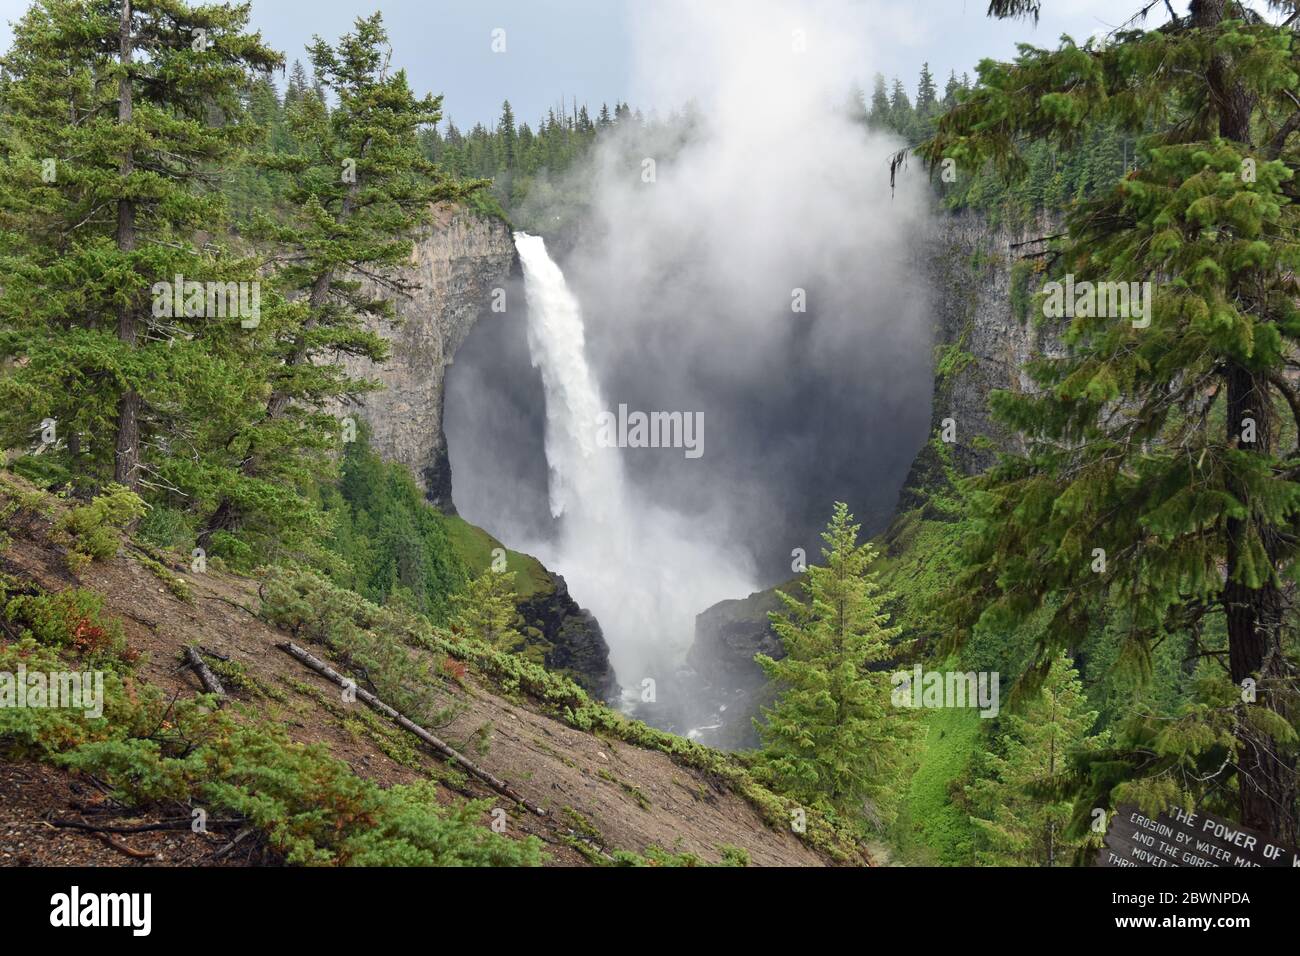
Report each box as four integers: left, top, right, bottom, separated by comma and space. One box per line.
1099, 805, 1299, 867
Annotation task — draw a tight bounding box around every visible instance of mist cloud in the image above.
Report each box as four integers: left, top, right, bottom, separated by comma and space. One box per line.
447, 0, 933, 698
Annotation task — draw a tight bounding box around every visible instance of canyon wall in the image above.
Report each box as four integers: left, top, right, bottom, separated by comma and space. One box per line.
341, 202, 517, 513
897, 211, 1061, 510
340, 202, 617, 699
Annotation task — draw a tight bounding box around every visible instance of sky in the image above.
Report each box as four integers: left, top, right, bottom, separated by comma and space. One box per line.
0, 0, 1173, 129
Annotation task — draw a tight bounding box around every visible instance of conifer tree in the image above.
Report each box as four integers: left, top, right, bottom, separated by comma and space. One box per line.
448, 569, 523, 652
966, 654, 1106, 866
284, 59, 310, 107
845, 82, 869, 125
916, 62, 938, 117
924, 0, 1300, 841
755, 503, 910, 827
0, 0, 279, 498
942, 70, 962, 110
199, 13, 482, 551
497, 99, 517, 171
888, 77, 912, 135
868, 73, 891, 129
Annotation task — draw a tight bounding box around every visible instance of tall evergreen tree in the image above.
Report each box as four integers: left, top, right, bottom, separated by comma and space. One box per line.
284, 58, 310, 106
199, 13, 481, 555
942, 70, 962, 110
868, 73, 890, 129
924, 0, 1300, 841
916, 62, 938, 116
888, 77, 912, 135
0, 0, 279, 498
966, 654, 1106, 866
755, 503, 911, 827
845, 82, 869, 125
496, 99, 517, 171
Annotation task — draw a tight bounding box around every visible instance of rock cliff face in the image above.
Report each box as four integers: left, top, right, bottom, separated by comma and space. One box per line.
341, 202, 517, 512
684, 210, 1059, 747
679, 585, 789, 750
340, 203, 617, 699
897, 210, 1062, 507
518, 574, 618, 700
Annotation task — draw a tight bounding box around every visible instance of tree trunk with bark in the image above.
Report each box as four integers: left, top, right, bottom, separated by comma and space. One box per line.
1198, 0, 1299, 843
1224, 363, 1297, 842
112, 0, 140, 490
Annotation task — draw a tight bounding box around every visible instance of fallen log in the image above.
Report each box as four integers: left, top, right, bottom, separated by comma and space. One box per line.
49, 816, 241, 835
183, 645, 226, 699
277, 641, 546, 817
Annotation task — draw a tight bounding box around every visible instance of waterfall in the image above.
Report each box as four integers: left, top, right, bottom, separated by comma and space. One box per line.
515, 233, 626, 527
514, 232, 756, 712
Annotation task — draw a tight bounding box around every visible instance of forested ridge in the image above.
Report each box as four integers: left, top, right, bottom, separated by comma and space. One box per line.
0, 0, 1298, 871
425, 61, 1141, 233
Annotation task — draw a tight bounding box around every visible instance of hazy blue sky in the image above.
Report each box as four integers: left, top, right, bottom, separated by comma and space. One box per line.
0, 0, 1171, 128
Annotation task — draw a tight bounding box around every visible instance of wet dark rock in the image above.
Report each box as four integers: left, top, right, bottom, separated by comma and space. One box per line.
519, 573, 618, 701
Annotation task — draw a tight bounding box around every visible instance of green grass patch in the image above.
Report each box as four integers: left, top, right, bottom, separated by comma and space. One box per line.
891, 706, 983, 866
439, 515, 551, 599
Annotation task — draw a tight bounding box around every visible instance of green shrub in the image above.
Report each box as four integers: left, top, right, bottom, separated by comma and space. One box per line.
206, 530, 254, 571
53, 486, 146, 570
4, 587, 132, 667
135, 505, 195, 551
7, 454, 71, 490
61, 702, 541, 866
0, 639, 155, 759
718, 844, 751, 867
610, 845, 709, 867
0, 480, 54, 525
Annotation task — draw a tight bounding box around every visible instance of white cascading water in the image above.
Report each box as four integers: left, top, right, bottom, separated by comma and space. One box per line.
513, 232, 756, 707
515, 233, 626, 528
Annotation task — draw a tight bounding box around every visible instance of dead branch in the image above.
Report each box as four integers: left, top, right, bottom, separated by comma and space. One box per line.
48, 816, 241, 834
87, 830, 156, 860
211, 826, 255, 862
183, 645, 226, 699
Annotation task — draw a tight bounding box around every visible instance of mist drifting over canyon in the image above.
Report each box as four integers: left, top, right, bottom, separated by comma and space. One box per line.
446, 0, 933, 695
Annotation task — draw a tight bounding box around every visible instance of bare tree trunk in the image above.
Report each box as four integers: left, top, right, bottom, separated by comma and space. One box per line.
183, 646, 227, 700
113, 0, 140, 490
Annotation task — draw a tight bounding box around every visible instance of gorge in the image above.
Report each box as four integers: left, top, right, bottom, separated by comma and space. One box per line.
6, 0, 1295, 881
306, 1, 1070, 748
333, 187, 1037, 744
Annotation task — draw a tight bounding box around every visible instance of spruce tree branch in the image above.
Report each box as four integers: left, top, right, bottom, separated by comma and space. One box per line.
1267, 110, 1300, 159
1266, 371, 1300, 452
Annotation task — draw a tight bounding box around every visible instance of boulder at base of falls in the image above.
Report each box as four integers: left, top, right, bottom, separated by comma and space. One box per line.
680, 583, 794, 750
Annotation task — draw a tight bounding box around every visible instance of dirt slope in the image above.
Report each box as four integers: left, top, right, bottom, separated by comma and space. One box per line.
0, 489, 835, 867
